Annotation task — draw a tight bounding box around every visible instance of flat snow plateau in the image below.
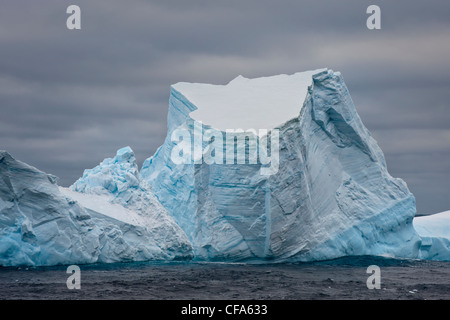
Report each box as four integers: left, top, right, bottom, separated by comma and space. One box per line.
172, 68, 326, 131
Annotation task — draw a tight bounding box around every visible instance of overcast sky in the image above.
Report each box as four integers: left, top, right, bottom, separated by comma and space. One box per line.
0, 0, 449, 215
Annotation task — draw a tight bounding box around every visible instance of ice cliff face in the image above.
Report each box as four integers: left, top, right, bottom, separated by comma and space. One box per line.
140, 69, 422, 261
0, 149, 192, 267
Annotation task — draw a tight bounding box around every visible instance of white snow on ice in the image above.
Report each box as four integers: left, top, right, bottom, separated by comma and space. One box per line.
172, 68, 326, 131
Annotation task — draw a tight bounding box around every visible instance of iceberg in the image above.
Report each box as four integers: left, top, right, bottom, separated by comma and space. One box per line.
140, 69, 422, 261
0, 149, 193, 267
414, 211, 450, 260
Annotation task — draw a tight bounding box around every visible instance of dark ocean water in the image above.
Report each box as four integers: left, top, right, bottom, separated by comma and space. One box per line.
0, 256, 449, 300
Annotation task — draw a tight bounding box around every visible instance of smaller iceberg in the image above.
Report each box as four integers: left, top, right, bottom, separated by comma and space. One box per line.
414, 211, 450, 261
0, 149, 193, 267
69, 146, 193, 260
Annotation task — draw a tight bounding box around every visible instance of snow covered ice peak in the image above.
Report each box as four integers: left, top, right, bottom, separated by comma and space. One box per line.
116, 146, 136, 163
71, 146, 140, 195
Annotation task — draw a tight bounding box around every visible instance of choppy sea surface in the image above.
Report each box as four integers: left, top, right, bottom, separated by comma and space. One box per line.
0, 256, 449, 300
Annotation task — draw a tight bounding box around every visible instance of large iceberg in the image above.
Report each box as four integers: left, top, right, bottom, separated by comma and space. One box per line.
2, 68, 450, 267
140, 69, 422, 261
0, 149, 193, 267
